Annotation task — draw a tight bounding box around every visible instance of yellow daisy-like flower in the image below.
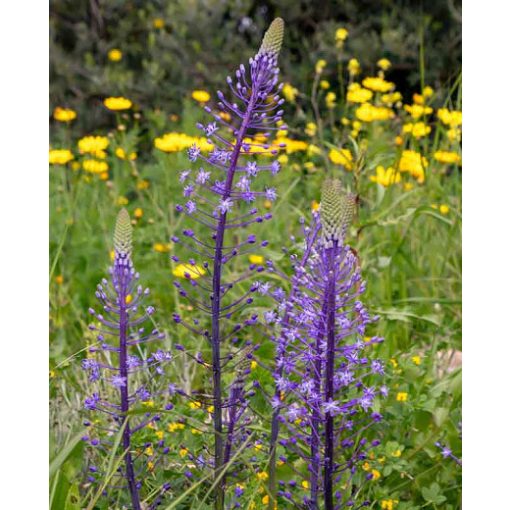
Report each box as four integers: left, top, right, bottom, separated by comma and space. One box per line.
191, 90, 210, 103
439, 204, 450, 215
381, 92, 402, 105
346, 83, 373, 103
315, 59, 327, 74
301, 480, 310, 489
355, 103, 394, 122
423, 86, 434, 97
381, 499, 399, 510
78, 135, 109, 154
362, 76, 395, 92
325, 92, 336, 109
108, 49, 123, 62
153, 18, 165, 29
305, 122, 317, 137
335, 27, 349, 42
282, 83, 298, 102
173, 263, 206, 280
437, 108, 462, 127
49, 149, 74, 165
153, 242, 171, 253
134, 208, 143, 219
115, 147, 137, 160
154, 132, 213, 153
371, 469, 381, 481
329, 148, 353, 170
369, 166, 401, 187
83, 159, 109, 174
404, 104, 433, 119
402, 122, 431, 139
53, 107, 77, 122
434, 150, 462, 165
377, 58, 391, 71
398, 150, 428, 183
249, 254, 265, 265
320, 80, 330, 90
347, 58, 361, 76
189, 401, 202, 410
411, 355, 421, 365
257, 471, 269, 481
104, 96, 132, 111
396, 392, 408, 402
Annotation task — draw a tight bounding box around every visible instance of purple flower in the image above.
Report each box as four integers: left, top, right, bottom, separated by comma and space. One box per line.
188, 144, 200, 162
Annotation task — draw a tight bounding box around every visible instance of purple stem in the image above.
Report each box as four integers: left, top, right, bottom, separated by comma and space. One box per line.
323, 245, 337, 510
210, 88, 258, 510
118, 271, 142, 510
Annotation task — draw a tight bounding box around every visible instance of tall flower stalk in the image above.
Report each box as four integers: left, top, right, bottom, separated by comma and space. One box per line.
82, 209, 172, 509
267, 179, 386, 509
172, 18, 285, 509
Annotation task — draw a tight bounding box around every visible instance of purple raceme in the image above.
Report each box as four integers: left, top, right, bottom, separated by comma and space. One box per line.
81, 209, 173, 510
171, 18, 285, 509
266, 179, 386, 510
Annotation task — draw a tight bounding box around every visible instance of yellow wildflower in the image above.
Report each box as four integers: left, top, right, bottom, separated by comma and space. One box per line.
413, 93, 424, 105
398, 150, 427, 183
137, 179, 150, 190
83, 159, 109, 174
392, 449, 402, 457
115, 147, 137, 160
155, 430, 164, 440
108, 49, 122, 62
402, 122, 431, 139
179, 448, 188, 458
189, 401, 202, 410
362, 76, 394, 92
49, 149, 74, 165
134, 208, 143, 219
395, 135, 403, 146
325, 92, 336, 109
404, 104, 433, 119
437, 108, 462, 127
125, 294, 133, 304
249, 254, 265, 265
396, 392, 408, 402
434, 150, 462, 165
53, 107, 77, 122
320, 80, 330, 90
257, 471, 269, 481
262, 495, 270, 505
147, 461, 154, 471
311, 200, 320, 212
362, 462, 370, 471
78, 135, 109, 154
423, 86, 434, 97
403, 182, 414, 191
381, 499, 399, 510
282, 83, 298, 102
347, 83, 373, 103
153, 243, 171, 253
104, 97, 132, 111
411, 355, 421, 365
173, 263, 206, 280
370, 166, 401, 187
191, 90, 210, 103
335, 27, 349, 42
154, 132, 213, 153
355, 103, 394, 122
277, 154, 288, 164
371, 469, 381, 480
263, 199, 272, 209
377, 58, 391, 71
439, 204, 450, 215
153, 18, 165, 29
347, 58, 361, 76
329, 148, 353, 170
302, 480, 310, 489
447, 127, 461, 142
305, 122, 317, 137
117, 196, 129, 206
315, 59, 327, 74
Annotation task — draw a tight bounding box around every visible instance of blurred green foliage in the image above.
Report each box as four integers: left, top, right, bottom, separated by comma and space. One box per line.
50, 0, 461, 132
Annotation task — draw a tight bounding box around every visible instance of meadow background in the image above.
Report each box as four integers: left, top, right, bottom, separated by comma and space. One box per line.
49, 1, 462, 509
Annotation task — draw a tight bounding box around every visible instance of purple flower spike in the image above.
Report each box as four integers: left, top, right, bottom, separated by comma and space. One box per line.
171, 18, 286, 509
268, 180, 384, 509
81, 210, 173, 509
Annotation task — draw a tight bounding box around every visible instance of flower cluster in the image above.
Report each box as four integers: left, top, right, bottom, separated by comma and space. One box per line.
81, 209, 173, 509
267, 179, 385, 509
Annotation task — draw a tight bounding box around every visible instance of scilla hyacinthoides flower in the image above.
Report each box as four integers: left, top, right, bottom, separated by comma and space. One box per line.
82, 210, 172, 510
171, 18, 285, 509
267, 180, 385, 510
